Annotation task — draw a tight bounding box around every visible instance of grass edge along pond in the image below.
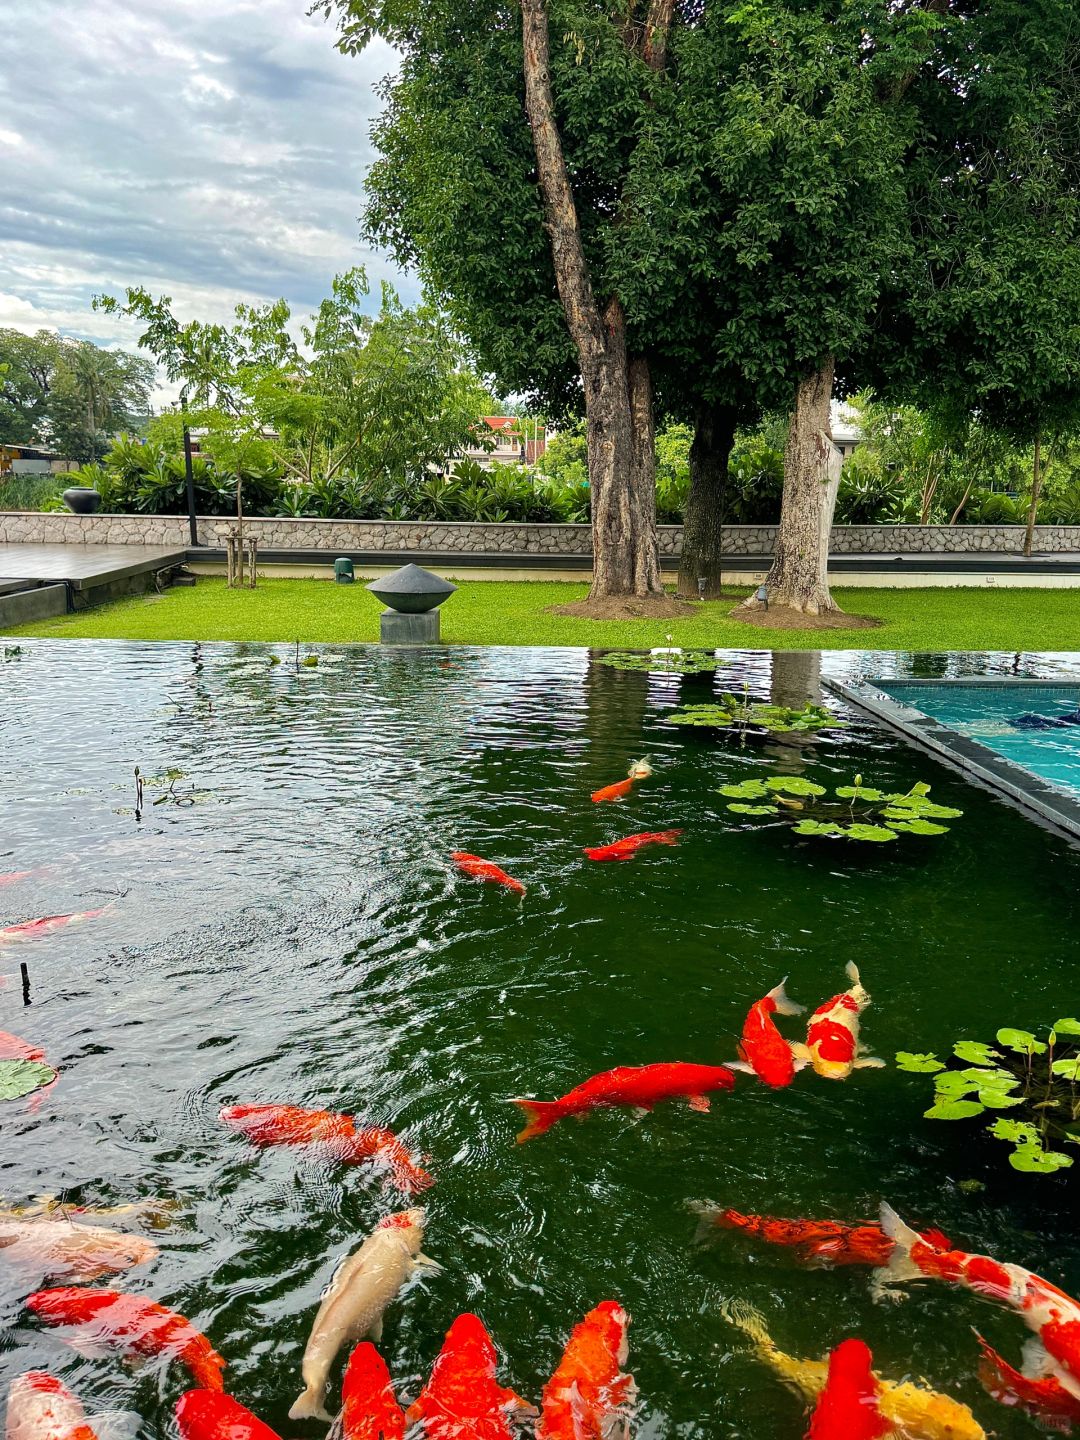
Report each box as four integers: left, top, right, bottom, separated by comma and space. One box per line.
6, 578, 1080, 650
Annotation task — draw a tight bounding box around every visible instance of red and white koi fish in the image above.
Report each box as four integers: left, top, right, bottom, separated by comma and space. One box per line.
219, 1104, 433, 1195
5, 1372, 101, 1440
511, 1061, 736, 1142
538, 1301, 635, 1440
339, 1342, 405, 1440
0, 908, 111, 945
27, 1288, 225, 1390
405, 1314, 533, 1439
591, 779, 634, 804
791, 963, 883, 1080
176, 1391, 283, 1440
699, 1207, 951, 1269
583, 830, 682, 862
729, 980, 805, 1087
0, 871, 36, 888
450, 853, 526, 896
878, 1203, 1080, 1402
0, 1215, 158, 1281
806, 1338, 891, 1439
627, 758, 653, 781
976, 1332, 1080, 1433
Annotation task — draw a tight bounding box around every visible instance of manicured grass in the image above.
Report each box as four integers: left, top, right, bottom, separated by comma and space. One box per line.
6, 576, 1080, 650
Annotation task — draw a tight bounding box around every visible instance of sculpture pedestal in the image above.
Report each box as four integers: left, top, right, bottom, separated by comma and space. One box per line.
380, 608, 441, 645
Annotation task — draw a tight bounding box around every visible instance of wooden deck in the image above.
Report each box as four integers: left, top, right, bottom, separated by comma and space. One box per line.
0, 543, 187, 591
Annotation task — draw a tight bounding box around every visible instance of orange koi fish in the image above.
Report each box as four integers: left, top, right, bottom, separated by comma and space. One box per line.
405, 1314, 533, 1439
0, 871, 36, 888
538, 1301, 635, 1440
583, 830, 682, 862
591, 779, 635, 804
176, 1391, 283, 1440
5, 1372, 102, 1440
450, 852, 526, 896
27, 1288, 225, 1390
807, 1339, 891, 1439
219, 1104, 433, 1194
340, 1343, 405, 1440
792, 963, 883, 1080
511, 1061, 735, 1142
701, 1208, 952, 1269
0, 908, 111, 945
729, 980, 805, 1087
976, 1332, 1080, 1433
879, 1204, 1080, 1402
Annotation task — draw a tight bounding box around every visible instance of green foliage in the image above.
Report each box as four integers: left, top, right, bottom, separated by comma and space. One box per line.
899, 1019, 1080, 1176
0, 328, 153, 463
717, 775, 962, 845
0, 1059, 56, 1101
671, 695, 846, 736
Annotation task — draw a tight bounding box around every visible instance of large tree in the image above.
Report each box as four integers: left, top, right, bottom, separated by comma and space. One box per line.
318, 0, 705, 610
0, 329, 153, 462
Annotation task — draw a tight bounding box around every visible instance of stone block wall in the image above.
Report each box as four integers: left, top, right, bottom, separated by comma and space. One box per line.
2, 510, 1079, 556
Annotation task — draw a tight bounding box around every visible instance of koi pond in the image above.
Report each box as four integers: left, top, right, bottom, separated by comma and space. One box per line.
2, 641, 1080, 1438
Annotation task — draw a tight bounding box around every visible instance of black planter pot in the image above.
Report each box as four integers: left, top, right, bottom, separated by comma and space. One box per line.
63, 487, 102, 515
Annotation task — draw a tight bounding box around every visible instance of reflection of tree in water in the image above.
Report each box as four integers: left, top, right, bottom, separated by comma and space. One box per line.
767, 651, 823, 771
582, 652, 653, 787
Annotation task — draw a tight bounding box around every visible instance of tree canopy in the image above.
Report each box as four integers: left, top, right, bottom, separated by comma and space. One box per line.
0, 329, 154, 462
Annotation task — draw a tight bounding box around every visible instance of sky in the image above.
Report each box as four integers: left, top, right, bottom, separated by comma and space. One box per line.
0, 0, 406, 403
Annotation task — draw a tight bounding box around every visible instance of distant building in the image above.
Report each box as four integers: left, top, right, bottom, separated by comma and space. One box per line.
455, 416, 547, 470
0, 443, 77, 476
830, 402, 863, 460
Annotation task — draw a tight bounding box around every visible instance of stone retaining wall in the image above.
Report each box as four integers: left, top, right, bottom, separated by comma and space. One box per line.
2, 510, 1079, 555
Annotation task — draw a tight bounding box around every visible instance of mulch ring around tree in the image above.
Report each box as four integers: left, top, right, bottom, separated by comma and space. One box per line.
547, 595, 698, 621
732, 603, 883, 631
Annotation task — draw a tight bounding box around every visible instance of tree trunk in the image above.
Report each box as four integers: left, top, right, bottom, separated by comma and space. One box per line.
746, 356, 842, 615
1024, 428, 1043, 559
520, 0, 662, 599
678, 403, 737, 600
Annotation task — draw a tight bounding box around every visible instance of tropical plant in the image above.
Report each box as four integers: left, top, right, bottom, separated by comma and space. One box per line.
717, 775, 962, 843
669, 693, 847, 738
897, 1020, 1080, 1174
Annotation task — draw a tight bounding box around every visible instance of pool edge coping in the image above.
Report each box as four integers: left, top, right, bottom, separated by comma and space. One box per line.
824, 676, 1080, 844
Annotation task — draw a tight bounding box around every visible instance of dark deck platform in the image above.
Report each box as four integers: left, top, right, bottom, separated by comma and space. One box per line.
0, 543, 187, 590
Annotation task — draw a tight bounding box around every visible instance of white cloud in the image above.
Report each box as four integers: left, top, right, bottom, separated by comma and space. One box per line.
0, 0, 412, 408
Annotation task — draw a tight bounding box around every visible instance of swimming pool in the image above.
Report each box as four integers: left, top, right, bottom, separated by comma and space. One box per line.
2, 641, 1080, 1437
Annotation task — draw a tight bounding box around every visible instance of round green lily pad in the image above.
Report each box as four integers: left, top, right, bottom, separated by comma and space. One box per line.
0, 1059, 56, 1101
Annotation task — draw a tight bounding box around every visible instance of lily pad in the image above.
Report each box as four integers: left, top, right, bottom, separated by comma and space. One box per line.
834, 785, 886, 800
1010, 1145, 1074, 1174
596, 650, 722, 674
792, 819, 846, 837
997, 1028, 1047, 1055
765, 777, 827, 797
989, 1118, 1040, 1145
924, 1099, 986, 1121
953, 1041, 1001, 1065
728, 803, 780, 816
1053, 1018, 1080, 1036
1051, 1059, 1080, 1080
843, 824, 898, 843
889, 818, 950, 836
0, 1059, 56, 1101
895, 1052, 945, 1073
718, 780, 770, 800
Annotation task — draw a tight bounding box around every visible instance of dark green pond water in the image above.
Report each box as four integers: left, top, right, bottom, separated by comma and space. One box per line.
1, 641, 1079, 1439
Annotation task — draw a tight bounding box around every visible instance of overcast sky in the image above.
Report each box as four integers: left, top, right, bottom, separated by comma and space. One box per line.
0, 0, 406, 401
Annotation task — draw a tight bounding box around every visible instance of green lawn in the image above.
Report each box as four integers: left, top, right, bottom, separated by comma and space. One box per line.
6, 577, 1080, 649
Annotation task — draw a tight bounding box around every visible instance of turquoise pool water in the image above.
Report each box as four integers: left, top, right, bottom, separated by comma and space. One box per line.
878, 681, 1080, 800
